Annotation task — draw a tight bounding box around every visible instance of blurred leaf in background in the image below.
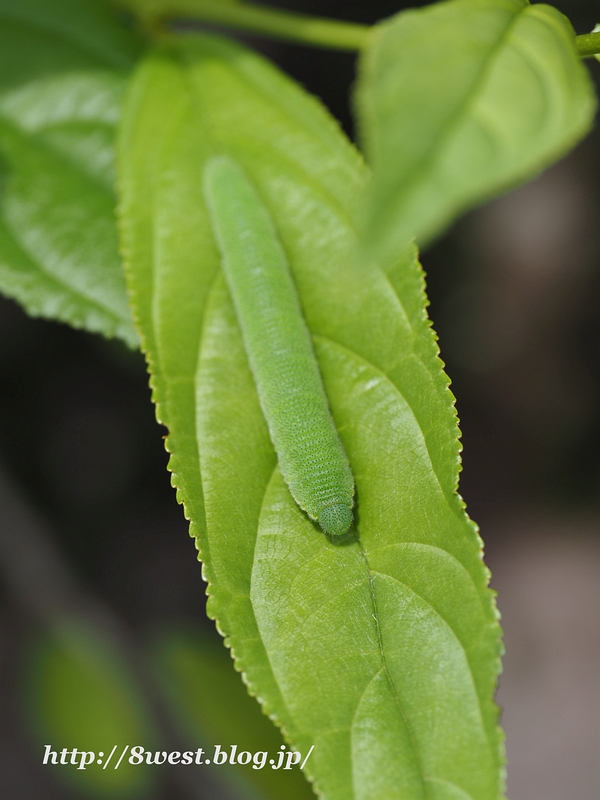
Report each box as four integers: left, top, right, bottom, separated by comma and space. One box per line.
22, 621, 156, 798
154, 629, 316, 800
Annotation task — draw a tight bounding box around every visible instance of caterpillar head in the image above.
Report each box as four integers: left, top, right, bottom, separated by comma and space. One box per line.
318, 504, 353, 536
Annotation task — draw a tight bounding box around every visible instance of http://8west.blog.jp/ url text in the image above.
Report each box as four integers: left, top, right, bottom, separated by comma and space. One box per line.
42, 744, 314, 771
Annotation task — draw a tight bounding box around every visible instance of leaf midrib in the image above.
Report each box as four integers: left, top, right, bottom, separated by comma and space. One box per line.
357, 539, 429, 799
370, 567, 490, 728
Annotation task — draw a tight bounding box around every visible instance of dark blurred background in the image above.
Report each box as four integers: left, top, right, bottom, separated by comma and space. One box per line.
0, 1, 598, 798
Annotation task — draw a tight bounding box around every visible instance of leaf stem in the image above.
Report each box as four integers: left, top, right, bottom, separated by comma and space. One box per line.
121, 0, 371, 51
576, 30, 600, 58
122, 1, 600, 57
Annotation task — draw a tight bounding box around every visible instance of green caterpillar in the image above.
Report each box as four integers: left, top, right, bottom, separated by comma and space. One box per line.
203, 155, 355, 536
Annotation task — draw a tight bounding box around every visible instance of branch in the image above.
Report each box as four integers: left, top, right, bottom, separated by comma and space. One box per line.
120, 1, 600, 57
119, 0, 370, 50
576, 29, 600, 58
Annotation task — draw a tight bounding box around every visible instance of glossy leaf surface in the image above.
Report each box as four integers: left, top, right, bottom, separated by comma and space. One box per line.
357, 0, 596, 264
118, 34, 503, 799
0, 0, 140, 345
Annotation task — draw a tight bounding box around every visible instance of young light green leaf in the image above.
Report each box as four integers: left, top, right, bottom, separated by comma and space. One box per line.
153, 629, 316, 800
356, 0, 596, 264
0, 0, 141, 345
118, 34, 504, 800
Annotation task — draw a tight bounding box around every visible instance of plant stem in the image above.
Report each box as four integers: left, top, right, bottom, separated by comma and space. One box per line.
576, 31, 600, 58
122, 0, 371, 51
123, 1, 600, 56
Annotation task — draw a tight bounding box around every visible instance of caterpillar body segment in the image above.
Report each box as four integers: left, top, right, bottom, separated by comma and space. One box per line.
203, 155, 354, 536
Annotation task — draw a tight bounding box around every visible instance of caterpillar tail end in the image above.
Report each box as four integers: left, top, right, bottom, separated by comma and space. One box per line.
318, 504, 353, 536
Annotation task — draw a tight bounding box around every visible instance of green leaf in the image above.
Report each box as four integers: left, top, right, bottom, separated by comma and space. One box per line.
0, 0, 141, 345
22, 622, 155, 798
153, 629, 316, 800
356, 0, 596, 264
118, 34, 503, 800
